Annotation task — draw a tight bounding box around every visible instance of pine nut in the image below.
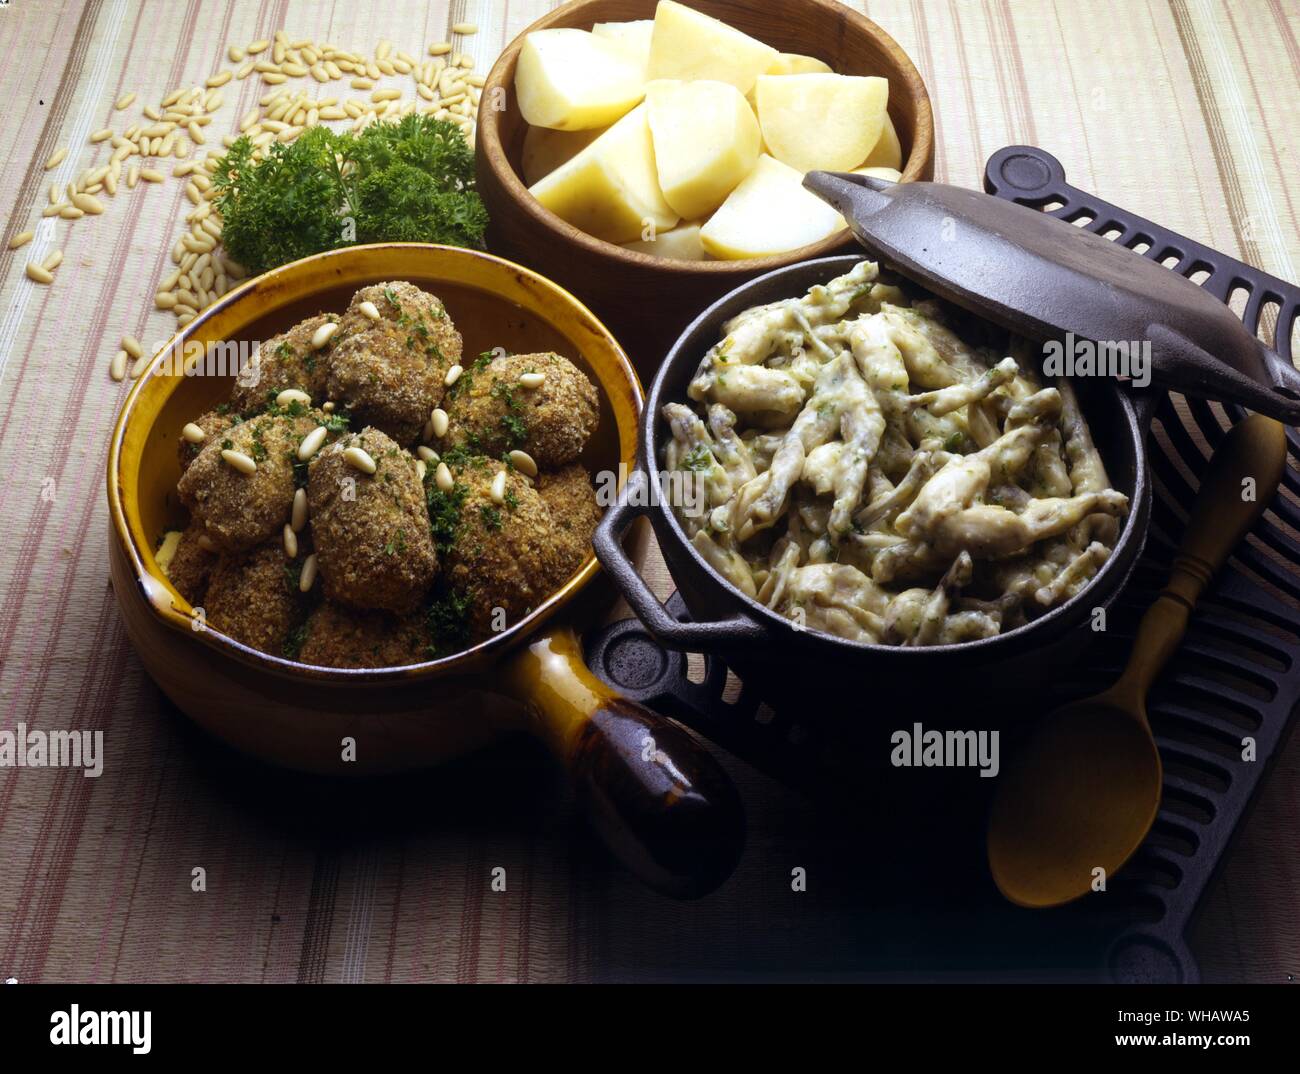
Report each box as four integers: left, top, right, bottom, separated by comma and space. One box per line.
247, 39, 270, 55
417, 445, 438, 463
343, 445, 376, 474
358, 299, 380, 321
8, 231, 33, 250
90, 128, 113, 143
310, 321, 338, 349
430, 408, 449, 438
299, 553, 318, 593
206, 70, 232, 88
508, 450, 538, 478
120, 334, 143, 359
178, 422, 206, 445
291, 487, 308, 532
414, 459, 427, 483
518, 372, 545, 389
298, 425, 327, 461
452, 22, 478, 35
276, 388, 311, 408
221, 449, 257, 474
110, 349, 128, 381
444, 363, 463, 387
130, 353, 149, 378
42, 250, 63, 272
72, 192, 104, 214
283, 524, 299, 558
435, 462, 453, 492
490, 470, 507, 505
44, 147, 68, 170
115, 92, 137, 110
59, 206, 84, 219
429, 42, 452, 56
140, 168, 165, 182
25, 262, 54, 284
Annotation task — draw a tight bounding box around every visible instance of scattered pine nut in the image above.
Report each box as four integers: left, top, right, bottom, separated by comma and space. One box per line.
417, 445, 438, 464
508, 450, 538, 478
120, 334, 143, 360
429, 407, 449, 438
115, 92, 137, 110
228, 45, 245, 63
72, 191, 105, 214
247, 39, 270, 55
25, 262, 54, 284
41, 250, 63, 272
8, 231, 33, 250
130, 352, 149, 378
139, 167, 165, 183
343, 445, 377, 474
182, 422, 206, 443
206, 70, 232, 88
358, 299, 380, 321
90, 128, 113, 143
435, 462, 453, 492
518, 372, 545, 389
299, 553, 318, 593
110, 349, 128, 381
489, 470, 507, 505
283, 524, 299, 558
310, 321, 338, 349
221, 448, 257, 474
297, 425, 327, 461
414, 459, 427, 483
291, 488, 308, 531
429, 42, 452, 55
452, 22, 478, 35
44, 147, 68, 170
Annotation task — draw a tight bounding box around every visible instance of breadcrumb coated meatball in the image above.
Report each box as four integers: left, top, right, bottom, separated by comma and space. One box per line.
164, 523, 218, 605
438, 351, 598, 468
296, 602, 429, 668
327, 282, 462, 445
308, 426, 438, 614
230, 313, 338, 414
177, 408, 239, 475
204, 541, 305, 655
536, 464, 602, 579
437, 457, 566, 640
178, 408, 332, 554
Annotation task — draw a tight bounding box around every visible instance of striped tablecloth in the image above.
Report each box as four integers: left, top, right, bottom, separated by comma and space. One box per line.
0, 0, 1296, 983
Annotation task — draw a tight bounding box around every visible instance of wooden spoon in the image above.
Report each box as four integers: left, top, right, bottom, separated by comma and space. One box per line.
987, 414, 1287, 909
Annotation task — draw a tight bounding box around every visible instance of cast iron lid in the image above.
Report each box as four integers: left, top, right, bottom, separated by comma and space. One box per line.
803, 171, 1300, 425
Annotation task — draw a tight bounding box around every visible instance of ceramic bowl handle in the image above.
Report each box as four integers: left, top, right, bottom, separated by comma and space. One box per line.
504, 628, 744, 899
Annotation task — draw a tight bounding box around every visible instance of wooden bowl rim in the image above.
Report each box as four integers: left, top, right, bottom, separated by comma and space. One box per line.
106, 241, 643, 684
477, 0, 936, 275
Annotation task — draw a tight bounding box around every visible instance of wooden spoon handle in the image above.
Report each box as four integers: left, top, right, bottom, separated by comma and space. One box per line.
1118, 415, 1287, 700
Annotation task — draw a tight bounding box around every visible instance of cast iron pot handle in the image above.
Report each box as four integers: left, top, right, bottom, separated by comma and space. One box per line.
593, 468, 770, 652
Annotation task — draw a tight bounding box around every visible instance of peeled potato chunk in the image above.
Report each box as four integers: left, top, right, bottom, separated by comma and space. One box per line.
521, 123, 607, 185
623, 222, 708, 260
854, 166, 902, 182
516, 28, 645, 131
700, 154, 845, 259
592, 19, 655, 77
861, 111, 903, 170
766, 52, 833, 76
646, 0, 778, 95
755, 73, 889, 172
646, 79, 761, 220
529, 104, 679, 244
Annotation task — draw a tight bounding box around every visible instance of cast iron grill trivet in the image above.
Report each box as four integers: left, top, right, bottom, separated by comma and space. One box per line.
586, 147, 1300, 983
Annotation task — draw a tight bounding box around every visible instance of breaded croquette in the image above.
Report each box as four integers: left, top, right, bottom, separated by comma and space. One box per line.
163, 522, 218, 605
204, 541, 305, 654
535, 463, 601, 579
437, 350, 598, 468
178, 407, 333, 554
308, 426, 438, 614
296, 602, 430, 668
177, 407, 240, 475
230, 313, 338, 414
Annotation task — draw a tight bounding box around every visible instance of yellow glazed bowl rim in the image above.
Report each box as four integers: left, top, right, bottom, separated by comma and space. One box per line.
106, 242, 643, 684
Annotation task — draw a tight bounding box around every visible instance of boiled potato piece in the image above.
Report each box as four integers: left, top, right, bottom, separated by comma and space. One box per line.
646, 79, 761, 219
755, 73, 888, 172
646, 0, 778, 95
700, 154, 845, 259
861, 112, 902, 170
592, 19, 655, 76
854, 166, 902, 181
623, 222, 708, 260
516, 28, 645, 130
766, 52, 832, 76
521, 124, 607, 185
529, 104, 679, 244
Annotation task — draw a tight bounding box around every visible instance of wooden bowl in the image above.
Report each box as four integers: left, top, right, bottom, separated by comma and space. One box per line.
107, 243, 744, 897
476, 0, 935, 373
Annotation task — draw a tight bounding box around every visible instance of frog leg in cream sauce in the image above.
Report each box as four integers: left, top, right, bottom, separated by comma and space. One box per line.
777, 562, 889, 643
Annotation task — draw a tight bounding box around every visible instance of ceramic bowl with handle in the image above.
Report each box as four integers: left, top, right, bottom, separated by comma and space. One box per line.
107, 243, 744, 898
476, 0, 936, 371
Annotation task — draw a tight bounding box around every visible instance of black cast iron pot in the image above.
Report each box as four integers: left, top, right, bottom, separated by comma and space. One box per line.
593, 255, 1155, 724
